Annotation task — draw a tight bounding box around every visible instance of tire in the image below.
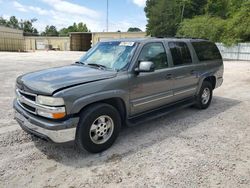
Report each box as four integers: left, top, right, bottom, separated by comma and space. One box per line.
76, 103, 121, 153
195, 81, 213, 109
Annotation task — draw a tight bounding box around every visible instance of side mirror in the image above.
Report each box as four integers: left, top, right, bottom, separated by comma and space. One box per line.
135, 61, 155, 73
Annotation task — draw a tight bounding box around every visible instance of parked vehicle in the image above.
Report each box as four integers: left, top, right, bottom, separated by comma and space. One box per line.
13, 38, 224, 153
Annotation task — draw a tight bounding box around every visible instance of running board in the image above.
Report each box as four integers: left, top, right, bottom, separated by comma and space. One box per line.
126, 97, 195, 127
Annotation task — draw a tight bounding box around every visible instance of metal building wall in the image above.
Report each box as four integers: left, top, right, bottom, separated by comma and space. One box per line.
70, 33, 91, 51
0, 26, 24, 51
91, 32, 147, 45
70, 32, 147, 51
24, 37, 70, 51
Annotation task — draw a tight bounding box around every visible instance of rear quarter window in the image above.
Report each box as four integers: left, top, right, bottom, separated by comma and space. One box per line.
191, 41, 222, 61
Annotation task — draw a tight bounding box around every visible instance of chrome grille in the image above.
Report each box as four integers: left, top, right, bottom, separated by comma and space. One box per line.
16, 89, 37, 114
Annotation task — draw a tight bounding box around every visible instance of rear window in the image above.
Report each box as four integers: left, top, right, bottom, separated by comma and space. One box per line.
169, 42, 192, 66
191, 41, 222, 61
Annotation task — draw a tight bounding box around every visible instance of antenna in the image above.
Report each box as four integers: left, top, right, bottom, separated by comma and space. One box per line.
106, 0, 109, 32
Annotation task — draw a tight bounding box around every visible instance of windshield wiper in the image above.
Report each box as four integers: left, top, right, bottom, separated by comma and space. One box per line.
87, 63, 107, 69
75, 61, 85, 65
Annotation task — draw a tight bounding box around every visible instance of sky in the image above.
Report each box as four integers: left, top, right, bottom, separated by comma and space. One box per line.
0, 0, 147, 32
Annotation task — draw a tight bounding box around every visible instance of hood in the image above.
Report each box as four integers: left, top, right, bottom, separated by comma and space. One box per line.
16, 64, 117, 95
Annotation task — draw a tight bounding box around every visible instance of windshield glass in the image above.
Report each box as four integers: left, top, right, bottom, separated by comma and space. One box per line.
79, 41, 137, 71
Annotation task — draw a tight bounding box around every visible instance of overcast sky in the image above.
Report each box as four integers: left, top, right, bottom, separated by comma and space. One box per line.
0, 0, 147, 32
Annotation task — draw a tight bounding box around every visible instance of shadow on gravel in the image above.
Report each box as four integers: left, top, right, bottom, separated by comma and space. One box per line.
33, 96, 240, 168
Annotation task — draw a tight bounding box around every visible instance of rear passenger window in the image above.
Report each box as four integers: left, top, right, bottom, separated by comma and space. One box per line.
191, 41, 222, 61
138, 42, 168, 70
169, 42, 192, 66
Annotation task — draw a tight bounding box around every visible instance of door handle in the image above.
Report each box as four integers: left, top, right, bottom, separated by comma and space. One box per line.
165, 74, 173, 80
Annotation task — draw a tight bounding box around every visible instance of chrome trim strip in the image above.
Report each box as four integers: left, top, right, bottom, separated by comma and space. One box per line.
18, 89, 37, 97
174, 87, 196, 96
133, 87, 197, 107
17, 100, 36, 114
133, 94, 173, 107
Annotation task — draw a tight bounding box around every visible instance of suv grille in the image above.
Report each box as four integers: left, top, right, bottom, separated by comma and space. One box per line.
16, 89, 37, 114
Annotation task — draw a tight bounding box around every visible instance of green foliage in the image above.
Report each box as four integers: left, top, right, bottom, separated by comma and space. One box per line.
0, 17, 7, 26
177, 0, 250, 45
127, 27, 142, 32
205, 0, 229, 18
41, 25, 59, 36
177, 15, 226, 42
8, 16, 19, 29
221, 1, 250, 44
59, 22, 90, 36
21, 19, 38, 34
180, 0, 208, 18
145, 0, 181, 37
0, 16, 90, 37
145, 0, 250, 45
0, 16, 38, 34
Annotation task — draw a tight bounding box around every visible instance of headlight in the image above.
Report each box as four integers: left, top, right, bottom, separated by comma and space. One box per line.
37, 96, 64, 106
36, 96, 66, 119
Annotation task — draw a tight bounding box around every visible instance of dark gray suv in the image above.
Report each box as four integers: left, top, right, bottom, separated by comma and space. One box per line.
13, 38, 224, 153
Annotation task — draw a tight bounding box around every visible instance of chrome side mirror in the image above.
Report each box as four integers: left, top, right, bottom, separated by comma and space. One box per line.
135, 61, 155, 73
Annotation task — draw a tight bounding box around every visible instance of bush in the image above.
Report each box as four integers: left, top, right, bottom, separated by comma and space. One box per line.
177, 15, 226, 42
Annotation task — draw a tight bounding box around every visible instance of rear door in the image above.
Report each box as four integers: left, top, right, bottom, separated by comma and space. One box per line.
168, 41, 199, 100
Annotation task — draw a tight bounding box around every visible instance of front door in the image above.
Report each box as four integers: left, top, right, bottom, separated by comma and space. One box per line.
129, 42, 174, 116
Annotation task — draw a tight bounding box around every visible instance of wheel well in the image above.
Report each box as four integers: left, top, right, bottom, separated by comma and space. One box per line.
204, 76, 216, 89
79, 98, 127, 125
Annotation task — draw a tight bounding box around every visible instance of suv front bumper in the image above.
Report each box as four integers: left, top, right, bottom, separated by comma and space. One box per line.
13, 99, 79, 143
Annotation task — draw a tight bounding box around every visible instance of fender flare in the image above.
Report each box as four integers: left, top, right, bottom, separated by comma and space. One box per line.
69, 90, 129, 115
196, 72, 216, 95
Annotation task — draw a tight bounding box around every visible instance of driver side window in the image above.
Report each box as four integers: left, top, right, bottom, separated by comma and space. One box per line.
138, 42, 168, 70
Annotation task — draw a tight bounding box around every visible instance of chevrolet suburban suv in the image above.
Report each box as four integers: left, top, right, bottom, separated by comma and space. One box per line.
14, 38, 223, 153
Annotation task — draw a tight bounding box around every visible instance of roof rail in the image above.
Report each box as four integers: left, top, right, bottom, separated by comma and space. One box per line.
155, 36, 209, 40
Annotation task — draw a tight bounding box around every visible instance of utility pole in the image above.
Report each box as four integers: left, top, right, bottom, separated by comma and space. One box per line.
106, 0, 109, 32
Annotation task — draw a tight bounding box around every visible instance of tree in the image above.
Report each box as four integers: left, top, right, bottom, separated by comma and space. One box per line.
205, 0, 229, 18
178, 0, 208, 20
59, 22, 90, 36
8, 16, 19, 29
0, 17, 7, 26
145, 0, 250, 45
0, 16, 38, 34
41, 25, 59, 36
177, 15, 226, 42
77, 22, 89, 32
127, 27, 142, 32
177, 0, 250, 45
145, 0, 181, 37
221, 1, 250, 44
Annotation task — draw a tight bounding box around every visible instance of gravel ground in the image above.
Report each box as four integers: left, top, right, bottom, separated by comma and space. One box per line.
0, 51, 249, 188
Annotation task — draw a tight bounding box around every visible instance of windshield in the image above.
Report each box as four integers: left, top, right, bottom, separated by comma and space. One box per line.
79, 41, 137, 71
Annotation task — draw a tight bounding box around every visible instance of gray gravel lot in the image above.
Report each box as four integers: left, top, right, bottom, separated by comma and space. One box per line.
0, 51, 249, 188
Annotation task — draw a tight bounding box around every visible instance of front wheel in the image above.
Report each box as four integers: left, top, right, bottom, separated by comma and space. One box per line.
195, 81, 213, 109
76, 103, 121, 153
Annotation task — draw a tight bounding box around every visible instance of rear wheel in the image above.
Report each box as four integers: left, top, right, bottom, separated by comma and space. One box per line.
76, 103, 121, 153
195, 81, 213, 109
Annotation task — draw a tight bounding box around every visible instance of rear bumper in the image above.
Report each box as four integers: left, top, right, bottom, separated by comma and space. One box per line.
13, 99, 79, 143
